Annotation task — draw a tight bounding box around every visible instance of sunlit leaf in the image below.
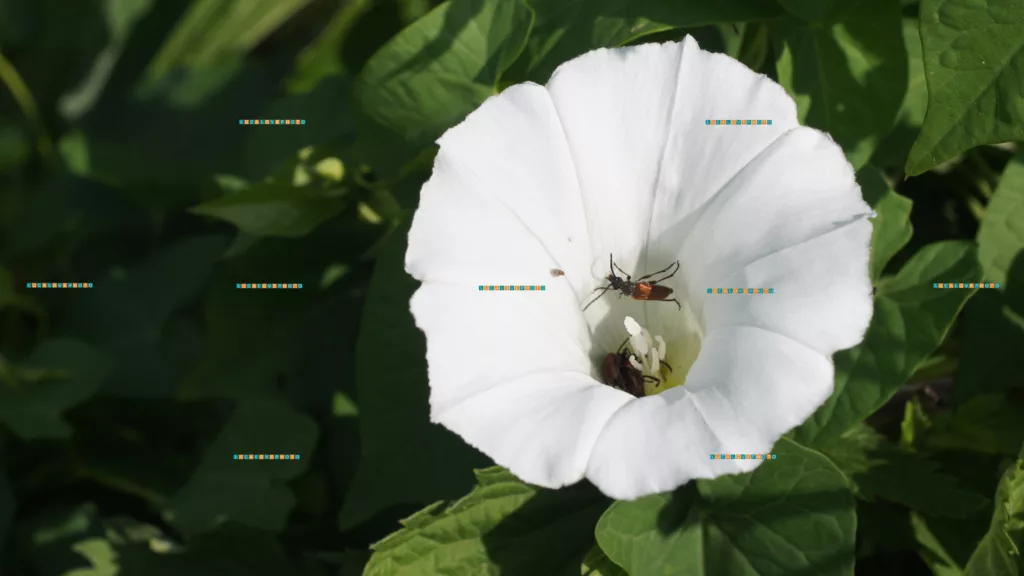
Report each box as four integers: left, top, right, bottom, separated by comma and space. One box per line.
872, 18, 929, 169
354, 0, 533, 178
905, 0, 1024, 176
508, 0, 782, 84
595, 438, 855, 576
189, 182, 347, 238
963, 443, 1024, 576
859, 165, 914, 281
978, 152, 1024, 286
364, 467, 608, 575
772, 0, 907, 169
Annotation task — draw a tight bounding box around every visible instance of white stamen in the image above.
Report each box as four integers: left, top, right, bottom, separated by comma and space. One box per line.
641, 328, 654, 350
649, 348, 660, 373
655, 335, 666, 361
630, 333, 649, 356
628, 355, 643, 371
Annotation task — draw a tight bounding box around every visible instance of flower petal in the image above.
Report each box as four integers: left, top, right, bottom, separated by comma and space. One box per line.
546, 36, 800, 278
586, 326, 834, 500
406, 83, 592, 296
660, 127, 873, 351
709, 219, 874, 356
431, 370, 631, 488
405, 82, 642, 488
544, 42, 683, 278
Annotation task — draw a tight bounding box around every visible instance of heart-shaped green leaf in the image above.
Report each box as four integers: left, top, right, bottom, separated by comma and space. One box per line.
364, 467, 608, 576
905, 0, 1024, 176
595, 437, 855, 576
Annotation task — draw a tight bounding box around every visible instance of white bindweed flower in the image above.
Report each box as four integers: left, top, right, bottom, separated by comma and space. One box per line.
405, 36, 874, 500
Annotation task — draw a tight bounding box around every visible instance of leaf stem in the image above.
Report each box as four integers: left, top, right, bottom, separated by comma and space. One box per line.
0, 50, 53, 162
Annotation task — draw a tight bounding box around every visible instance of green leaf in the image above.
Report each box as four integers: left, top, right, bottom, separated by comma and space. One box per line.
340, 221, 492, 529
920, 393, 1024, 457
189, 182, 347, 238
65, 235, 228, 397
772, 0, 908, 169
364, 467, 609, 575
912, 511, 970, 576
859, 165, 914, 281
581, 545, 627, 576
285, 0, 372, 93
595, 437, 856, 576
978, 152, 1024, 286
957, 254, 1024, 401
905, 450, 1007, 572
507, 0, 782, 84
169, 400, 318, 537
905, 0, 1024, 176
792, 241, 981, 447
0, 339, 113, 439
354, 0, 533, 178
820, 424, 989, 517
964, 444, 1024, 576
872, 18, 929, 169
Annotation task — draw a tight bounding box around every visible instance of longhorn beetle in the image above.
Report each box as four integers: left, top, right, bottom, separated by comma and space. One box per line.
583, 254, 681, 311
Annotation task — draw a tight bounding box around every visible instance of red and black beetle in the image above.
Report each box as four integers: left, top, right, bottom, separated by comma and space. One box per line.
584, 254, 681, 311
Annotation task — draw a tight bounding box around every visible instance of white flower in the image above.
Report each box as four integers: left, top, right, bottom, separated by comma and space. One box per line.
405, 36, 873, 500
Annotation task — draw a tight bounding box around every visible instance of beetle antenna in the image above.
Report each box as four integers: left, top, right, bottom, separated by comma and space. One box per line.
639, 260, 680, 284
583, 285, 612, 311
611, 256, 630, 280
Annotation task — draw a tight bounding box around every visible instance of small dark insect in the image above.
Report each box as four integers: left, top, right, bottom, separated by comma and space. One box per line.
603, 344, 658, 398
583, 254, 681, 311
550, 268, 566, 277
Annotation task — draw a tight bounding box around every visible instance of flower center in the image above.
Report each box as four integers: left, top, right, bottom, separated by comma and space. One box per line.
621, 316, 701, 395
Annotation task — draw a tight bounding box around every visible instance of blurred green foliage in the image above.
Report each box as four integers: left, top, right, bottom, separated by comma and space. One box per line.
0, 0, 1022, 574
